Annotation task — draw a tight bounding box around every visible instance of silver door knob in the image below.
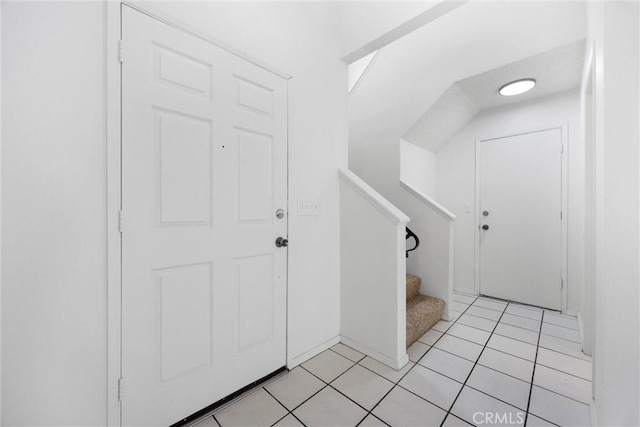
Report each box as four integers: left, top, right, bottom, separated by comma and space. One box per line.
276, 209, 285, 219
482, 225, 489, 230
275, 237, 288, 247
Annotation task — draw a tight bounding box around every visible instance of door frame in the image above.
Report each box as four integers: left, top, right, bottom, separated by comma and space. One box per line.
105, 3, 291, 425
473, 124, 568, 313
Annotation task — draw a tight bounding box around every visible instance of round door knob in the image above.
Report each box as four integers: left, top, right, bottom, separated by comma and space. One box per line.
482, 225, 489, 230
275, 237, 288, 247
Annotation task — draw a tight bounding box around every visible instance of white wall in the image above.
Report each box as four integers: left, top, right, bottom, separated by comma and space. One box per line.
398, 187, 454, 318
437, 91, 584, 314
2, 2, 348, 425
587, 2, 640, 425
2, 3, 107, 425
400, 139, 436, 198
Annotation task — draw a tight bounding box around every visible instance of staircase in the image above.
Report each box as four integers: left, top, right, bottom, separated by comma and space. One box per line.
406, 274, 445, 347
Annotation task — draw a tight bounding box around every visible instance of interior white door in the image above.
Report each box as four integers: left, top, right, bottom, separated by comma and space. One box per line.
121, 6, 288, 426
479, 128, 562, 310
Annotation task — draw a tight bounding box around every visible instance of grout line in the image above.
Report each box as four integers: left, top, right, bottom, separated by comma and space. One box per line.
446, 414, 474, 426
368, 296, 480, 424
468, 303, 509, 313
212, 413, 221, 427
439, 302, 509, 427
535, 361, 592, 382
536, 345, 593, 364
298, 360, 383, 417
537, 343, 591, 362
355, 358, 412, 384
539, 331, 581, 345
428, 345, 482, 364
462, 382, 528, 412
364, 385, 398, 420
328, 346, 367, 363
527, 413, 562, 427
412, 363, 467, 385
269, 413, 291, 427
501, 311, 544, 323
524, 310, 545, 426
473, 361, 532, 385
263, 388, 294, 427
435, 329, 536, 364
288, 412, 306, 426
327, 383, 374, 414
541, 321, 580, 331
394, 382, 459, 413
422, 348, 591, 409
421, 338, 590, 407
298, 365, 330, 385
359, 413, 391, 427
493, 329, 539, 345
460, 310, 503, 322
286, 379, 329, 413
527, 383, 593, 407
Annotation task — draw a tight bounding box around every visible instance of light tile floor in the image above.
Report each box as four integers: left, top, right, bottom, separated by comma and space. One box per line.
193, 295, 592, 427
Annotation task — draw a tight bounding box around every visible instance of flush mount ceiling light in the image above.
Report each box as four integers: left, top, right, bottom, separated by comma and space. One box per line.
499, 79, 536, 96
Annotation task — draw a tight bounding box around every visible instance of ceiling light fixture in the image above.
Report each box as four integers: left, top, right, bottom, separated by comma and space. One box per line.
499, 79, 536, 96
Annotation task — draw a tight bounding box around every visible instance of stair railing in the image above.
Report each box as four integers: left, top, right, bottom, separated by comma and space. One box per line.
406, 226, 420, 258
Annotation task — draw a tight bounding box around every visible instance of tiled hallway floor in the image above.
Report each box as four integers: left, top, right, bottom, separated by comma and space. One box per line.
194, 294, 592, 427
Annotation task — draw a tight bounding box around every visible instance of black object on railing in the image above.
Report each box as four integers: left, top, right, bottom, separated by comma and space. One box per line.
406, 227, 420, 258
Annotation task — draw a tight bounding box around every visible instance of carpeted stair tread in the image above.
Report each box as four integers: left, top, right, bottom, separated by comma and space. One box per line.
406, 274, 421, 300
406, 294, 445, 348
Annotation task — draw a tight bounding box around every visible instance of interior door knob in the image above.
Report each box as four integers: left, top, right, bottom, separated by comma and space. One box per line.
275, 237, 288, 247
482, 225, 489, 230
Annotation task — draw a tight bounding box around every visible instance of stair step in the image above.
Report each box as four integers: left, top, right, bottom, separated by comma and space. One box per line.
406, 274, 421, 300
406, 293, 445, 348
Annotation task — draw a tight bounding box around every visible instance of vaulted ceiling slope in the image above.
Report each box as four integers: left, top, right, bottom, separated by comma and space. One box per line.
403, 40, 586, 152
348, 1, 587, 153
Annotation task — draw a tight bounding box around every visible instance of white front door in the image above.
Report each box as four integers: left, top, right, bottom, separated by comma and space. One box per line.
479, 128, 562, 310
121, 6, 288, 425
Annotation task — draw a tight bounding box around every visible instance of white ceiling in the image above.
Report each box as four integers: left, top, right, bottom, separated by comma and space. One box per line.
402, 83, 479, 152
349, 1, 587, 153
403, 40, 586, 152
456, 39, 585, 111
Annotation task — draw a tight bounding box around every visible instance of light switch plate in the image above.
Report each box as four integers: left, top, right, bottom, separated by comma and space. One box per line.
298, 199, 321, 216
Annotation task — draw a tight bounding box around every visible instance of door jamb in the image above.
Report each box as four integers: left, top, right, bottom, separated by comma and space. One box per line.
106, 2, 122, 425
474, 125, 569, 312
105, 3, 292, 425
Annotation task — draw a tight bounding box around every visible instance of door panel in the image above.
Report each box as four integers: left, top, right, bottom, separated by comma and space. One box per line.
237, 129, 273, 222
122, 6, 287, 425
479, 128, 562, 310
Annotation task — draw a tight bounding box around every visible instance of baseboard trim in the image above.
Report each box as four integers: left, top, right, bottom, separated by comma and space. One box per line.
442, 310, 459, 322
287, 335, 340, 368
453, 289, 478, 297
340, 336, 409, 370
576, 311, 585, 348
